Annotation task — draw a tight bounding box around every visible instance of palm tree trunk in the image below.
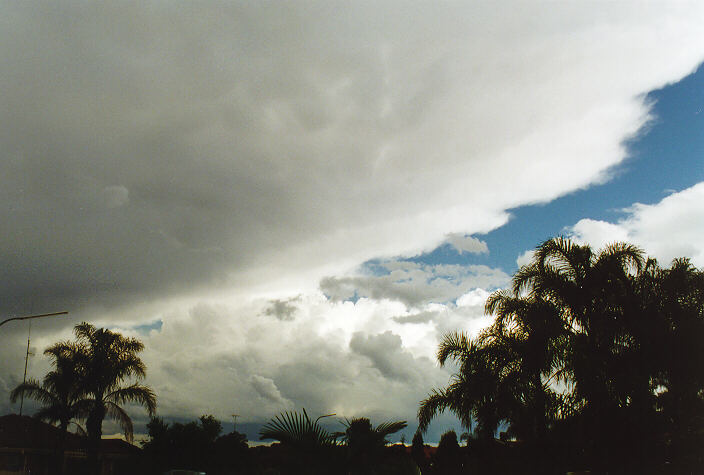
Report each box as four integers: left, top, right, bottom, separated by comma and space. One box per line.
87, 405, 105, 475
54, 420, 68, 475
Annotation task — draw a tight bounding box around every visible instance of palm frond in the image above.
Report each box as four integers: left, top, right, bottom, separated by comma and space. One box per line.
374, 420, 408, 437
10, 380, 57, 406
69, 421, 88, 437
418, 388, 456, 432
512, 263, 540, 296
105, 384, 157, 416
437, 331, 472, 366
259, 408, 335, 447
104, 401, 134, 443
597, 242, 645, 274
34, 406, 63, 425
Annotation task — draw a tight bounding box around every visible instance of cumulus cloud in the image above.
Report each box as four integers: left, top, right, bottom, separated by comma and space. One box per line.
350, 331, 420, 382
569, 182, 704, 266
321, 260, 509, 308
111, 297, 453, 432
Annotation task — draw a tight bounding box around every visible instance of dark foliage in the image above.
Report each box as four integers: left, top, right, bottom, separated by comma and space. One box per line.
141, 415, 251, 474
410, 431, 428, 471
431, 430, 463, 474
418, 238, 704, 473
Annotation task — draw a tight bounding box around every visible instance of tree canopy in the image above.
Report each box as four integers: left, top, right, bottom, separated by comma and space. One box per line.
418, 237, 704, 472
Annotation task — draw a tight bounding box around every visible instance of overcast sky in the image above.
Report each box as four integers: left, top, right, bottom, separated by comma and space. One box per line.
1, 2, 704, 443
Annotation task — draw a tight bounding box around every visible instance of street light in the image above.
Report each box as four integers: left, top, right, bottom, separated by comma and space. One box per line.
0, 311, 69, 328
314, 413, 336, 425
0, 311, 69, 415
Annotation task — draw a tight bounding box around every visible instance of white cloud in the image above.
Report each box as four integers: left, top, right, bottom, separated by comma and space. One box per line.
456, 288, 491, 308
250, 375, 292, 407
569, 182, 704, 266
446, 234, 489, 254
516, 250, 536, 268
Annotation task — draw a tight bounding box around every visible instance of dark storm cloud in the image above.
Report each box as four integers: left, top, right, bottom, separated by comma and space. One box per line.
2, 1, 702, 322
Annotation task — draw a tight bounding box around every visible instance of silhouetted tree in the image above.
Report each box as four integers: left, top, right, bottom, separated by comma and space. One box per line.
259, 409, 338, 474
643, 258, 704, 470
419, 237, 704, 472
410, 431, 427, 471
141, 414, 232, 473
482, 292, 565, 443
52, 322, 156, 474
418, 332, 506, 439
338, 417, 407, 474
433, 430, 462, 474
259, 408, 336, 449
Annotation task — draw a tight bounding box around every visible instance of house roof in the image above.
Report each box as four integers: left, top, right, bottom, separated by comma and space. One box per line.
0, 414, 140, 454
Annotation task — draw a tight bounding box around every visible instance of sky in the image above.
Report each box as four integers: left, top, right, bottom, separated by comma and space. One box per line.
1, 2, 704, 444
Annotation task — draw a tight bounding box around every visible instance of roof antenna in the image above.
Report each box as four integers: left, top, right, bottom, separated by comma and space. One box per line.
19, 321, 34, 416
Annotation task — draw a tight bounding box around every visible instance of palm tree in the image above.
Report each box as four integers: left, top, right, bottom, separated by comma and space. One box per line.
644, 258, 704, 469
512, 238, 645, 414
419, 237, 702, 470
482, 290, 566, 442
510, 238, 650, 469
259, 409, 339, 474
338, 417, 407, 474
259, 408, 337, 449
10, 346, 88, 475
53, 322, 157, 474
339, 417, 407, 451
417, 332, 506, 439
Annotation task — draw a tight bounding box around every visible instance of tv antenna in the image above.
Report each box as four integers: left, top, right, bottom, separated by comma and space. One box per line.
19, 321, 35, 416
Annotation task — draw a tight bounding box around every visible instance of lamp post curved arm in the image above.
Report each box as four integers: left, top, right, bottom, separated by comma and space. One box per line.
0, 311, 69, 328
314, 413, 336, 425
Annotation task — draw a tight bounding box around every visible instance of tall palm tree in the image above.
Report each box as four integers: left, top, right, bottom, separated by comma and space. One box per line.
10, 346, 88, 475
510, 238, 649, 470
53, 322, 157, 474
